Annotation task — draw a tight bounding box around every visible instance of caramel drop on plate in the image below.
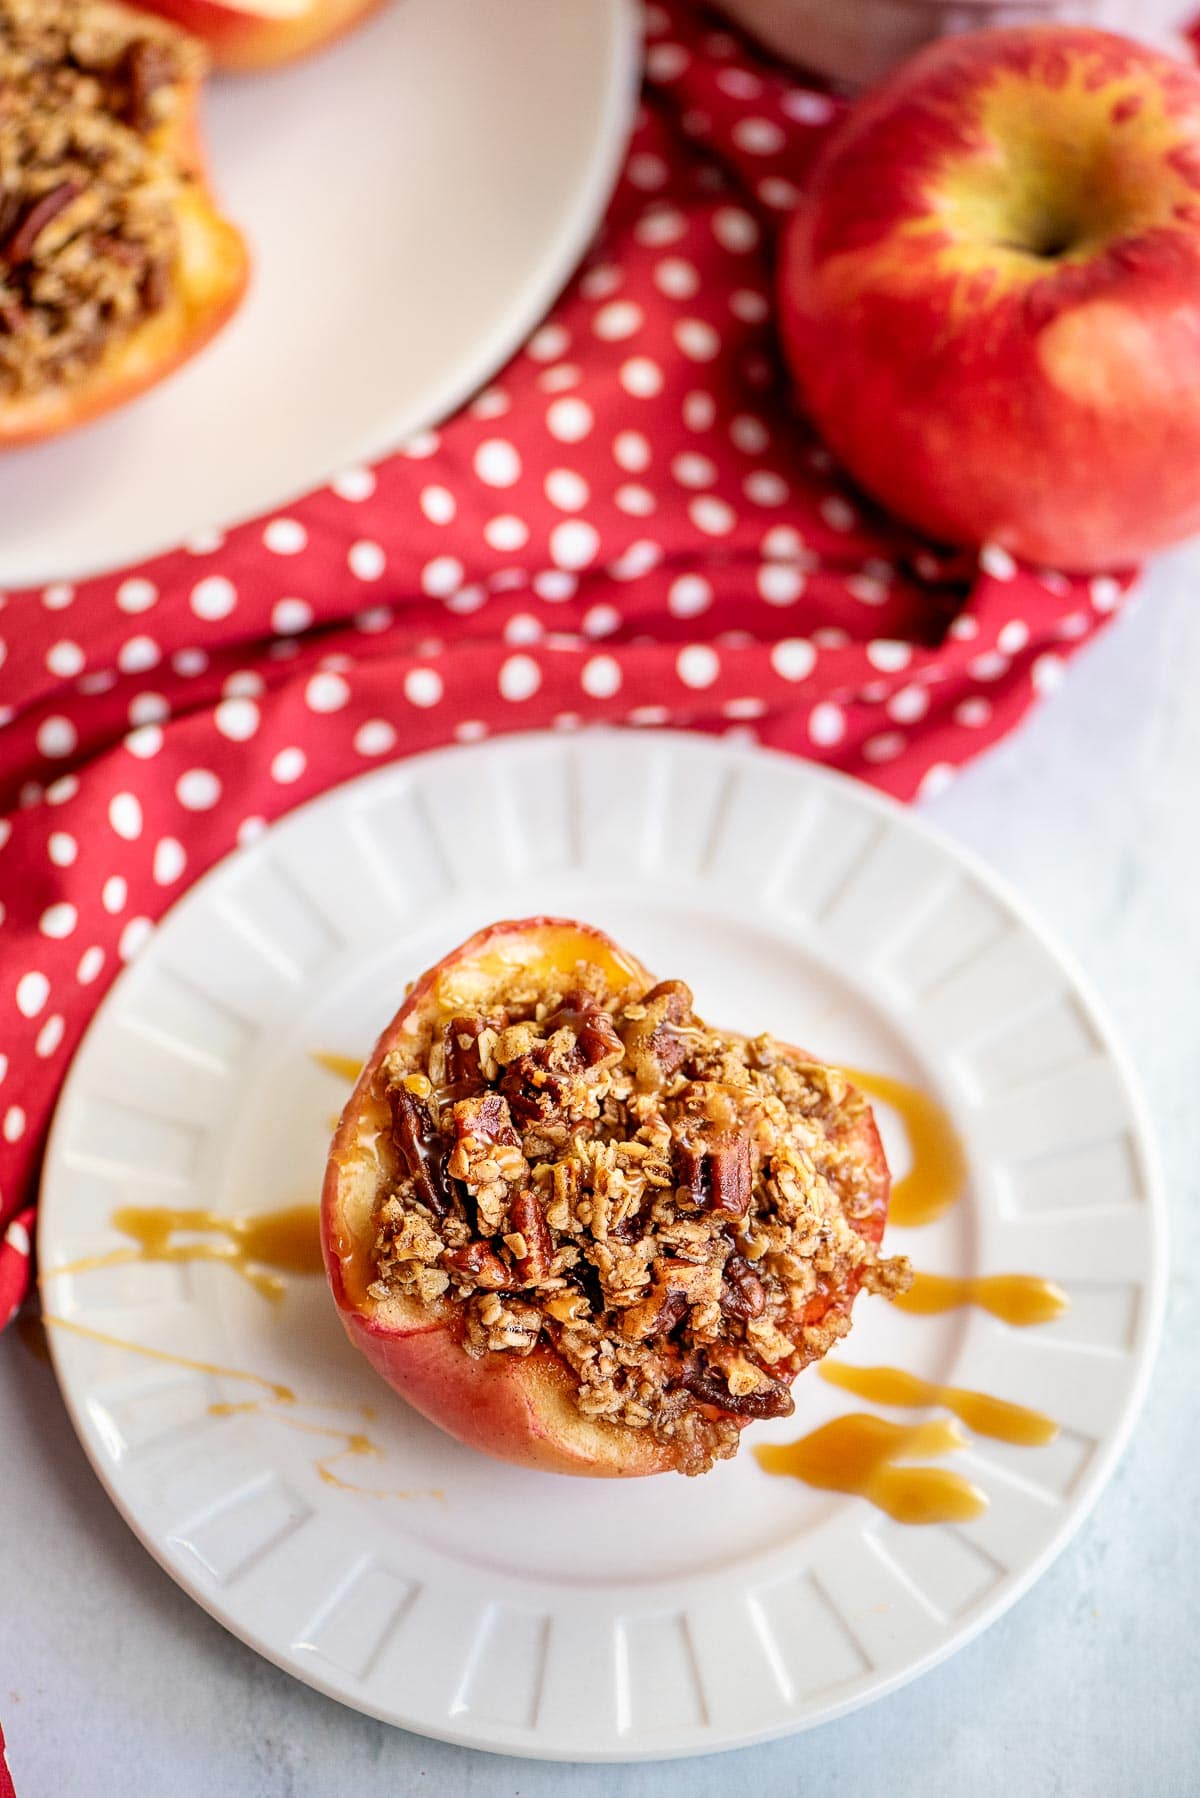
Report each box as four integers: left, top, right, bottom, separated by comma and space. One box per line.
39, 1203, 322, 1304
313, 1051, 364, 1083
222, 1205, 325, 1276
71, 1201, 328, 1298
40, 1313, 296, 1404
754, 1414, 987, 1525
896, 1271, 1069, 1328
819, 1361, 1058, 1447
841, 1068, 969, 1228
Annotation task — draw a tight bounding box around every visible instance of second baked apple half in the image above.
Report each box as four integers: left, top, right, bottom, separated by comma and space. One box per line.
323, 919, 908, 1478
0, 0, 248, 447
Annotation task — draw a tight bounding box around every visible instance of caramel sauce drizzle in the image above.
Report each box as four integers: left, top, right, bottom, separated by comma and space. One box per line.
314, 1051, 365, 1084
895, 1270, 1069, 1328
43, 1204, 324, 1303
819, 1361, 1058, 1447
841, 1066, 969, 1228
40, 1311, 297, 1403
754, 1414, 987, 1525
757, 1067, 1067, 1513
206, 1400, 438, 1499
39, 1314, 441, 1501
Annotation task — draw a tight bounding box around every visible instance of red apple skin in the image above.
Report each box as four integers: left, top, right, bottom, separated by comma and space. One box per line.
335, 1310, 677, 1478
778, 27, 1200, 571
138, 0, 386, 71
322, 918, 891, 1479
0, 87, 247, 449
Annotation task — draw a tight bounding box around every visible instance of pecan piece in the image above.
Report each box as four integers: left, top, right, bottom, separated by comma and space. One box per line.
501, 1044, 577, 1124
447, 1092, 527, 1234
620, 980, 694, 1091
675, 1132, 752, 1217
0, 192, 20, 244
621, 1284, 689, 1341
2, 182, 82, 265
500, 1047, 567, 1124
548, 999, 623, 1069
444, 1241, 510, 1290
508, 1189, 553, 1283
140, 259, 170, 315
451, 1090, 519, 1148
440, 1014, 496, 1102
682, 1360, 795, 1419
721, 1253, 766, 1320
387, 1085, 454, 1218
125, 39, 177, 133
501, 1002, 622, 1124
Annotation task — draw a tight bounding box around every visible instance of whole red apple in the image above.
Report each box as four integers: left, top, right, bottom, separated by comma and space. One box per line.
778, 27, 1200, 571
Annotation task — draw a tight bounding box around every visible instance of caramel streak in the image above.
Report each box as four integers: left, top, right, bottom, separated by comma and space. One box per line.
210, 1402, 369, 1444
40, 1313, 296, 1403
206, 1398, 443, 1500
315, 1447, 443, 1500
110, 1203, 323, 1276
840, 1067, 969, 1228
42, 1317, 437, 1501
896, 1271, 1069, 1328
754, 1413, 987, 1524
41, 1204, 324, 1306
819, 1362, 1058, 1447
44, 1244, 286, 1303
313, 1051, 365, 1083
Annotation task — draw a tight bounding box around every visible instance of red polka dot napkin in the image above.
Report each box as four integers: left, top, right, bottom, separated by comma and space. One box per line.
0, 0, 1136, 1330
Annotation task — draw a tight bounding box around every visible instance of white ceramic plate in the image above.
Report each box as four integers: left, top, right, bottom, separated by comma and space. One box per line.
39, 732, 1165, 1761
0, 0, 638, 587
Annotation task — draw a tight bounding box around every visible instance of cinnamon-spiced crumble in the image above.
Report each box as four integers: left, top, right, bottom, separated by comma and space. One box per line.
365, 958, 910, 1477
0, 0, 203, 398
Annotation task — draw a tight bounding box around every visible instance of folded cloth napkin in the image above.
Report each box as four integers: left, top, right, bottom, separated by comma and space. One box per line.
0, 0, 1134, 1330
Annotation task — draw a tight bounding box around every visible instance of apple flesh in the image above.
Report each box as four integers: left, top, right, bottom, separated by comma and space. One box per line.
322, 918, 891, 1479
0, 87, 247, 448
137, 0, 385, 71
778, 27, 1200, 571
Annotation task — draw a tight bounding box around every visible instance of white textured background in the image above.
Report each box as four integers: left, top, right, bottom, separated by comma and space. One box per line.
2, 551, 1196, 1797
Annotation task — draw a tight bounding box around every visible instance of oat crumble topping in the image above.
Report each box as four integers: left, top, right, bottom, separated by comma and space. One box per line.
368, 963, 910, 1476
0, 0, 203, 398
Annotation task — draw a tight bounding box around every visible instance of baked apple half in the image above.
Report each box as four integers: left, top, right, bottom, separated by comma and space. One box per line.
0, 0, 248, 447
323, 919, 908, 1478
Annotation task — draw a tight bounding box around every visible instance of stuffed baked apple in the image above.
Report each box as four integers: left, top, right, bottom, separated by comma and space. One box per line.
0, 0, 247, 446
323, 920, 908, 1478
